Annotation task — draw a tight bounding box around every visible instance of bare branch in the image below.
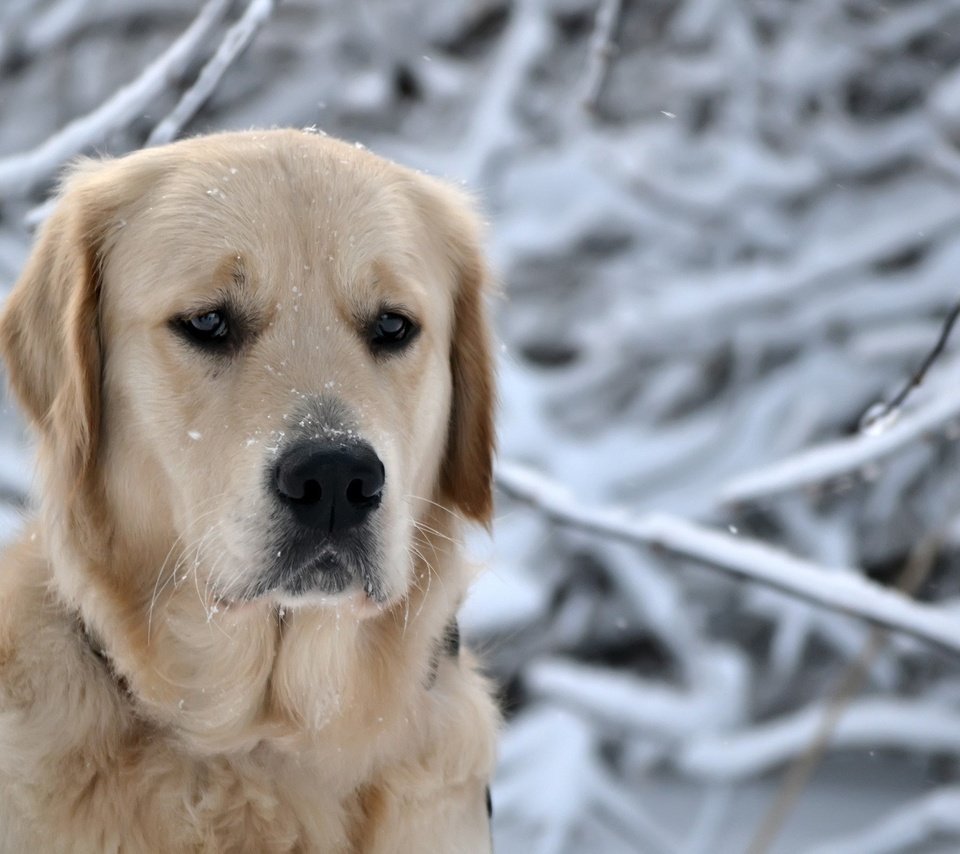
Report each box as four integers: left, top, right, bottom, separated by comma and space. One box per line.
147, 0, 279, 147
497, 461, 960, 656
0, 0, 232, 198
859, 299, 960, 434
580, 0, 623, 112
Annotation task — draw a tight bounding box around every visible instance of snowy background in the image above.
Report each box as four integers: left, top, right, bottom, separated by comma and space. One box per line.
3, 1, 960, 851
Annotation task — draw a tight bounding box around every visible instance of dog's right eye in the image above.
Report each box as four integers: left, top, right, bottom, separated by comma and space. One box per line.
177, 310, 231, 347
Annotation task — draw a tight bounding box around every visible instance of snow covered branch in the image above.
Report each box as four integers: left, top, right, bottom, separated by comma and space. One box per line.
525, 654, 747, 739
0, 0, 232, 197
147, 0, 279, 147
497, 461, 960, 656
495, 706, 680, 854
676, 697, 960, 781
719, 388, 960, 505
806, 786, 960, 854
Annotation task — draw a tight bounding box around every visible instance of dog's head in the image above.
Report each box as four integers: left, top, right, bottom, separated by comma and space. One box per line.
1, 130, 495, 619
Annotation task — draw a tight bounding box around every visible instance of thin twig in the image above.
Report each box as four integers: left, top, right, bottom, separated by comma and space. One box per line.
0, 0, 233, 198
497, 461, 960, 656
581, 0, 623, 112
859, 299, 960, 434
148, 0, 280, 147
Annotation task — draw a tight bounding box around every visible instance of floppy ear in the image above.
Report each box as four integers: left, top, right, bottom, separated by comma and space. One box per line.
0, 165, 112, 490
413, 178, 497, 526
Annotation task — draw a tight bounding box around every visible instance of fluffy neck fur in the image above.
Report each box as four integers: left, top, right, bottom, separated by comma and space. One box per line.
41, 478, 468, 772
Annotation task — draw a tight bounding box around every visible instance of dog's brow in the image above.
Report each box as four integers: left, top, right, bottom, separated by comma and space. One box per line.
371, 260, 400, 296
215, 253, 247, 293
365, 259, 425, 312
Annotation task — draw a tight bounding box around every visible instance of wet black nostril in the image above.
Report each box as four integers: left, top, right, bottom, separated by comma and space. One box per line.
346, 477, 379, 505
276, 459, 322, 503
273, 441, 384, 533
293, 480, 322, 504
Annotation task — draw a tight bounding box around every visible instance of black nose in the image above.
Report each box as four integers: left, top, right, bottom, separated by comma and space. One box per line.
274, 442, 384, 533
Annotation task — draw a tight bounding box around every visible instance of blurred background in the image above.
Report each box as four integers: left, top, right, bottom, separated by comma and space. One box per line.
3, 1, 960, 851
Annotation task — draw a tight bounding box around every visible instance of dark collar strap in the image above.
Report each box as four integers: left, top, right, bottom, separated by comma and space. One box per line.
75, 612, 131, 696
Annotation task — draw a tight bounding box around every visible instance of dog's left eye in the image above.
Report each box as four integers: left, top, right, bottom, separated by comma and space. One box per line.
370, 312, 417, 352
179, 310, 230, 346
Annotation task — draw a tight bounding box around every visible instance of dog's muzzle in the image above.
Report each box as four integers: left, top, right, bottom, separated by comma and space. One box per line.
255, 437, 386, 599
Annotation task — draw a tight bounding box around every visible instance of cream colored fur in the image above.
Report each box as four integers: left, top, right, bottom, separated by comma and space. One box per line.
0, 130, 499, 853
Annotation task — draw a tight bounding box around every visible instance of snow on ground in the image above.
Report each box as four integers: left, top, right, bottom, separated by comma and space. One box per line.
4, 1, 960, 851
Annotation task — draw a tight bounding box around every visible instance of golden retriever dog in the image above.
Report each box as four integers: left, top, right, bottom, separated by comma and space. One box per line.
0, 129, 498, 852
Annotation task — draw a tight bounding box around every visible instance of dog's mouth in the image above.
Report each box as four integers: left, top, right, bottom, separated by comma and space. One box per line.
243, 533, 386, 609
279, 548, 352, 596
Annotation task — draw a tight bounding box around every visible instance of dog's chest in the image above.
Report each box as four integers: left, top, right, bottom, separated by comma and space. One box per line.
7, 724, 359, 854
38, 742, 360, 854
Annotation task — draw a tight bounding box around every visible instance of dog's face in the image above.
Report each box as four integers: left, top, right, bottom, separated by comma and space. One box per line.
1, 130, 495, 617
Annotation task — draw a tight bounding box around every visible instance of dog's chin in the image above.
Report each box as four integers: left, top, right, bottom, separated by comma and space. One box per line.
271, 587, 388, 619
243, 546, 390, 618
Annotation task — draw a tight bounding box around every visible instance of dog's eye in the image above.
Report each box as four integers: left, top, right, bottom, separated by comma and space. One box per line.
370, 312, 417, 352
180, 310, 230, 346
